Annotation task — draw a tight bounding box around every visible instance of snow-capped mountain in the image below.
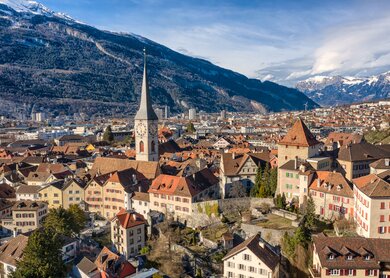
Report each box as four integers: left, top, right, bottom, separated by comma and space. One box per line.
0, 0, 318, 116
0, 0, 76, 21
296, 72, 390, 106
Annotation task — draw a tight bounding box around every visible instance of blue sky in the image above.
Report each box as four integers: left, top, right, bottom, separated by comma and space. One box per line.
39, 0, 390, 85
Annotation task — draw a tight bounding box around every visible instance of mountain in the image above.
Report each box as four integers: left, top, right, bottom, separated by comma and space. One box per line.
296, 72, 390, 107
0, 0, 318, 118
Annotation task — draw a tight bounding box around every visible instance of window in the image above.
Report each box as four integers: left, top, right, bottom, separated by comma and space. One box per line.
238, 264, 246, 270
238, 275, 245, 278
364, 255, 371, 260
330, 269, 340, 276
139, 141, 144, 152
227, 262, 235, 268
328, 254, 335, 260
227, 272, 233, 278
380, 215, 385, 222
348, 270, 354, 276
347, 255, 353, 260
249, 266, 256, 272
368, 270, 375, 276
381, 202, 385, 209
243, 254, 251, 261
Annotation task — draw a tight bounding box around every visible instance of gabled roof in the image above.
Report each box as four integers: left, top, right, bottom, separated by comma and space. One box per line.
221, 152, 269, 176
91, 157, 159, 180
325, 132, 363, 147
0, 234, 29, 267
222, 234, 279, 270
148, 168, 218, 198
313, 235, 390, 269
309, 171, 353, 198
337, 142, 390, 162
114, 208, 146, 229
279, 118, 320, 147
352, 170, 390, 197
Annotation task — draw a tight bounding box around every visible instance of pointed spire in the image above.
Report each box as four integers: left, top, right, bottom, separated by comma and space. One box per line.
135, 48, 158, 120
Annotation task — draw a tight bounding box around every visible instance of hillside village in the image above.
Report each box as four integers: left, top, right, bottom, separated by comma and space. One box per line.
0, 53, 389, 278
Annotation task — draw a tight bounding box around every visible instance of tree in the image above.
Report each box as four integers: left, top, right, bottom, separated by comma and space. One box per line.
44, 206, 86, 236
11, 229, 66, 278
186, 122, 196, 133
229, 181, 247, 198
103, 125, 114, 142
281, 193, 287, 208
302, 195, 316, 232
250, 167, 262, 197
269, 167, 278, 197
68, 204, 86, 234
262, 163, 271, 197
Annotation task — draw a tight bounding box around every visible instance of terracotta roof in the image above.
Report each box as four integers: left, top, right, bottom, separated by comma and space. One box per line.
148, 168, 218, 198
352, 171, 390, 197
94, 247, 136, 277
221, 152, 269, 177
0, 234, 29, 267
36, 163, 69, 173
16, 185, 40, 195
132, 191, 150, 202
309, 171, 353, 198
91, 157, 159, 180
0, 183, 15, 199
325, 132, 363, 147
337, 142, 390, 162
223, 234, 279, 270
115, 208, 146, 229
279, 118, 320, 147
77, 257, 98, 275
313, 235, 390, 269
12, 200, 46, 211
370, 158, 390, 169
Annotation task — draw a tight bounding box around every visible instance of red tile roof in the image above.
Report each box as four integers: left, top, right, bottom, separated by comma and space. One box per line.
115, 209, 146, 229
279, 118, 320, 147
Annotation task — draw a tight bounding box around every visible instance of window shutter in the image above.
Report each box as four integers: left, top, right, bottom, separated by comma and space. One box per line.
353, 269, 356, 276
374, 270, 377, 276
385, 227, 388, 233
378, 227, 381, 233
365, 270, 369, 276
326, 269, 330, 275
329, 204, 332, 210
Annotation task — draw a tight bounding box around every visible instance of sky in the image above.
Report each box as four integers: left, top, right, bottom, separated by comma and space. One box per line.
39, 0, 390, 86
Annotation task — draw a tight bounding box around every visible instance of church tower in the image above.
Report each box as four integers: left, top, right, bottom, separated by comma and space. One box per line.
134, 49, 159, 162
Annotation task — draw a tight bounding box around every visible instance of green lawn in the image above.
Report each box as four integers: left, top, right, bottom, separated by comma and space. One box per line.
255, 214, 295, 230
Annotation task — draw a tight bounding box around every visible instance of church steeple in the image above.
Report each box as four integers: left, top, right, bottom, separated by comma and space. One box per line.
134, 48, 159, 162
135, 48, 158, 120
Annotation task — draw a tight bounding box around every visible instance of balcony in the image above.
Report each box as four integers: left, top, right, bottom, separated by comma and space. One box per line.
309, 267, 321, 278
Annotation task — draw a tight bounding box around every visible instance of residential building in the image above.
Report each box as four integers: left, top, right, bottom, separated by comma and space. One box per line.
62, 178, 86, 209
222, 233, 280, 278
84, 172, 111, 216
132, 191, 150, 219
336, 142, 390, 180
16, 185, 40, 201
353, 171, 390, 239
370, 158, 390, 175
38, 180, 65, 208
220, 152, 270, 198
311, 235, 390, 278
111, 209, 147, 258
148, 168, 219, 221
309, 171, 354, 220
93, 247, 136, 277
323, 132, 363, 151
1, 200, 47, 234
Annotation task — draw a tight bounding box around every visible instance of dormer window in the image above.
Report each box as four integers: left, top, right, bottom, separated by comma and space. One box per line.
364, 255, 371, 260
346, 255, 353, 260
328, 254, 335, 260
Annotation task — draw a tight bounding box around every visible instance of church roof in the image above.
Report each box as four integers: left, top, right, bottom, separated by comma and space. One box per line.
279, 118, 320, 147
134, 49, 158, 120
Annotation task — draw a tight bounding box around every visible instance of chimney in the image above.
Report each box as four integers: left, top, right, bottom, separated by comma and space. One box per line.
317, 179, 321, 187
138, 185, 141, 192
132, 174, 137, 185
13, 227, 17, 238
385, 158, 390, 167
232, 152, 235, 160
294, 156, 298, 169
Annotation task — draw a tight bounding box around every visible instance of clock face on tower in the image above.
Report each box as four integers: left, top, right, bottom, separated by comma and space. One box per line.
136, 122, 147, 137
148, 123, 157, 136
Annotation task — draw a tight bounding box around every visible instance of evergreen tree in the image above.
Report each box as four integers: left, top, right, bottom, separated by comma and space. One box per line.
303, 195, 316, 232
250, 167, 262, 197
269, 167, 278, 197
281, 193, 287, 208
262, 163, 271, 197
11, 229, 66, 278
103, 125, 114, 142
